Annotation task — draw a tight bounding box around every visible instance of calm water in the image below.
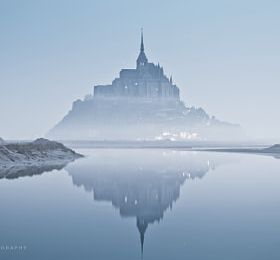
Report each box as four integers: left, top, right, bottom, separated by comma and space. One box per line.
0, 149, 280, 260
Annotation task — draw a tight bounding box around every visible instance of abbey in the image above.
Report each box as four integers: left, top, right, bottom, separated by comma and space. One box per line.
94, 31, 180, 99
48, 32, 243, 141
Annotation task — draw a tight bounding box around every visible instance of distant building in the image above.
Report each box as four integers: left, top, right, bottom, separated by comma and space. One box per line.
47, 30, 243, 141
94, 30, 180, 100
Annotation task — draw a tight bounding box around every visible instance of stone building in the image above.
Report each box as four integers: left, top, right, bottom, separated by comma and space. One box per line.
94, 31, 180, 100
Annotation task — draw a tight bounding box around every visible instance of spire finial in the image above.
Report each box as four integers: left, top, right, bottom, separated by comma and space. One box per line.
140, 28, 144, 52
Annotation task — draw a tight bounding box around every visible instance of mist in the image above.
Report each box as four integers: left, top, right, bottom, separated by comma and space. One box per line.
0, 0, 280, 141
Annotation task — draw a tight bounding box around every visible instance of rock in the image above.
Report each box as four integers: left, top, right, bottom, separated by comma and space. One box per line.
0, 138, 83, 178
263, 144, 280, 153
47, 98, 244, 141
0, 137, 5, 145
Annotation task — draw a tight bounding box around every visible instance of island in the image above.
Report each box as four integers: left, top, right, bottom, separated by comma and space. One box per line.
47, 32, 244, 141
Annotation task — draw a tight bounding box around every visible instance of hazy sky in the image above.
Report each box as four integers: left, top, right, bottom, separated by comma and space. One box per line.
0, 0, 279, 140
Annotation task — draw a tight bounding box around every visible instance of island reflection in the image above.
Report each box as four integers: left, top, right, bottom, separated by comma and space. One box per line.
66, 149, 225, 256
0, 163, 68, 180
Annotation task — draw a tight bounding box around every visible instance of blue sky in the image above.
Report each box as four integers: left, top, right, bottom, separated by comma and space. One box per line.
0, 0, 279, 140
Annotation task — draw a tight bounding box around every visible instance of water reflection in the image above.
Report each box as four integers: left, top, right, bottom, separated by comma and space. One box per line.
66, 149, 225, 256
0, 163, 68, 180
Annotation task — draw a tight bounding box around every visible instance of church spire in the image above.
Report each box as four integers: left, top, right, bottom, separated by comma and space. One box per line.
137, 218, 148, 259
137, 28, 148, 69
140, 28, 144, 52
140, 230, 144, 258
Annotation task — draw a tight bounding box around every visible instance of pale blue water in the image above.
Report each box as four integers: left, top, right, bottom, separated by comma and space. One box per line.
0, 149, 280, 260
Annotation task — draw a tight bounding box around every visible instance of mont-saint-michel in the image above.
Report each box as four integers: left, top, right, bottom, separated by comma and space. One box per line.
48, 32, 243, 141
2, 2, 280, 260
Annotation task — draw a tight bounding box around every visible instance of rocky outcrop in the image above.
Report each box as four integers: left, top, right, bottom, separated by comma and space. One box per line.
263, 144, 280, 153
0, 138, 83, 179
47, 98, 244, 141
0, 137, 5, 145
